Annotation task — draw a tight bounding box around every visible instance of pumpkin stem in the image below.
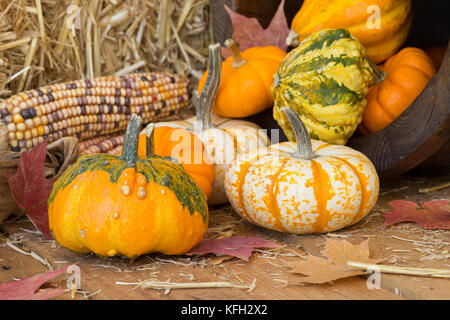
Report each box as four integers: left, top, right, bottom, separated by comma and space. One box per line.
286, 29, 300, 47
145, 123, 155, 157
281, 107, 316, 160
225, 39, 247, 68
119, 114, 142, 164
195, 43, 221, 132
368, 58, 386, 85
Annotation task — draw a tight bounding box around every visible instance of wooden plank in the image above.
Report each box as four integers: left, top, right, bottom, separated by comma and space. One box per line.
252, 168, 450, 299
0, 234, 77, 300
0, 217, 402, 300
0, 165, 448, 300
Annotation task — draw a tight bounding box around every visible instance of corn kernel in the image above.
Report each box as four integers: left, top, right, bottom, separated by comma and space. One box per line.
12, 114, 23, 123
38, 126, 45, 136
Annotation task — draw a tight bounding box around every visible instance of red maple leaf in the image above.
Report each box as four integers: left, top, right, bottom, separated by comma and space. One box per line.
5, 139, 55, 239
384, 199, 450, 230
186, 236, 279, 261
222, 0, 289, 58
0, 266, 68, 300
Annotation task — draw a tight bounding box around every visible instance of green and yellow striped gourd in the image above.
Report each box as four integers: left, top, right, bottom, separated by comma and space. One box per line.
273, 29, 382, 145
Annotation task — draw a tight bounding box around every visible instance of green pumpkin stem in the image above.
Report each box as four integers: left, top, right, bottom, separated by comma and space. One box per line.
119, 114, 142, 164
281, 107, 316, 160
195, 43, 221, 132
225, 39, 247, 68
145, 123, 155, 157
368, 58, 386, 85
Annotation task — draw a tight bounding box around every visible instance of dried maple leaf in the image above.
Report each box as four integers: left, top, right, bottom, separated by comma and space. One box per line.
222, 0, 288, 58
384, 199, 450, 230
5, 139, 55, 239
286, 239, 379, 284
186, 236, 279, 261
0, 266, 68, 300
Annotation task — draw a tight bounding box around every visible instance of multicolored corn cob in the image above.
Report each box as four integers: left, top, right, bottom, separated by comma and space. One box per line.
0, 72, 191, 152
78, 134, 124, 155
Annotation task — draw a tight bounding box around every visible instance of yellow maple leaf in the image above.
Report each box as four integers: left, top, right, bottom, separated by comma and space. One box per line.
286, 238, 380, 284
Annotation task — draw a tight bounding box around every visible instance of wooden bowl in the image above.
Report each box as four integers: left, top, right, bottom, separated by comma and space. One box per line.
211, 0, 450, 179
347, 42, 449, 178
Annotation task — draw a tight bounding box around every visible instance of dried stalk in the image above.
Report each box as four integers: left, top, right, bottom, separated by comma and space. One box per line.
116, 280, 256, 292
17, 37, 38, 92
0, 37, 31, 51
419, 181, 450, 193
347, 261, 450, 278
6, 239, 54, 270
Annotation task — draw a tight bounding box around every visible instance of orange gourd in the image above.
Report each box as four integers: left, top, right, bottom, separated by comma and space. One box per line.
198, 39, 286, 118
359, 47, 437, 135
48, 115, 209, 258
287, 0, 412, 64
138, 126, 215, 200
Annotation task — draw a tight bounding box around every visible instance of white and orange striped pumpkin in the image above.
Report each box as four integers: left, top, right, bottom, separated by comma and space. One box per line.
157, 44, 269, 205
224, 107, 379, 234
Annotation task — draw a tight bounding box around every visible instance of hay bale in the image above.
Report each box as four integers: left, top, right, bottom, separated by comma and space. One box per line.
0, 0, 212, 99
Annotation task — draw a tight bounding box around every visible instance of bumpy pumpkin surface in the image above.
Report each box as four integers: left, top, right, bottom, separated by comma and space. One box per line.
48, 115, 208, 258
160, 43, 269, 205
287, 0, 412, 64
273, 29, 379, 145
137, 126, 215, 199
225, 107, 379, 234
198, 39, 286, 118
359, 47, 437, 134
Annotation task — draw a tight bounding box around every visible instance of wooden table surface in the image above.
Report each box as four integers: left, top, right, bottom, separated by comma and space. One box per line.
1, 168, 449, 300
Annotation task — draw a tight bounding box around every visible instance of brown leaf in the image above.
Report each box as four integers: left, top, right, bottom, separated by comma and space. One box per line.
286, 239, 379, 284
222, 0, 289, 58
0, 266, 68, 300
186, 236, 279, 261
5, 140, 55, 239
384, 200, 450, 230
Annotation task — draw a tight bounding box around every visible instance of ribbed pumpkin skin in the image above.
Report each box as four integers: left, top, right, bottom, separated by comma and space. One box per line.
137, 126, 215, 199
359, 47, 436, 134
290, 0, 412, 64
156, 115, 269, 205
48, 153, 208, 258
198, 46, 286, 118
224, 140, 379, 234
273, 29, 376, 145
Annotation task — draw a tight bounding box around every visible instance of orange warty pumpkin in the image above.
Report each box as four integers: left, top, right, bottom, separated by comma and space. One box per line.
359, 47, 437, 135
198, 39, 286, 118
138, 126, 215, 200
48, 115, 209, 258
287, 0, 412, 64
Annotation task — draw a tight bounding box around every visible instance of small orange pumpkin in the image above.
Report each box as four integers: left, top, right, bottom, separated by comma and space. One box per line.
138, 126, 215, 200
198, 39, 286, 118
48, 115, 209, 258
359, 47, 437, 135
161, 43, 269, 205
